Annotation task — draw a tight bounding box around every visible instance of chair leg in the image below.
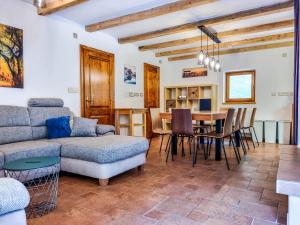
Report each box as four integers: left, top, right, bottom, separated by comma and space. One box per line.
252, 127, 260, 146
248, 128, 255, 149
209, 137, 213, 156
189, 137, 192, 158
181, 136, 185, 157
230, 135, 240, 163
242, 129, 250, 150
165, 135, 171, 153
222, 139, 230, 170
192, 138, 197, 167
195, 138, 201, 162
205, 137, 210, 160
229, 135, 232, 146
239, 131, 247, 155
159, 135, 165, 153
165, 137, 172, 163
146, 137, 153, 157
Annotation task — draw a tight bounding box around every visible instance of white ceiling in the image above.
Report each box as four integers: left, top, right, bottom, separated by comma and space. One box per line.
22, 0, 294, 58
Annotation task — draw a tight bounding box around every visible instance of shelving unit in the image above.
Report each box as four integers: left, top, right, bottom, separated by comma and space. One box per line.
164, 84, 217, 112
115, 108, 148, 137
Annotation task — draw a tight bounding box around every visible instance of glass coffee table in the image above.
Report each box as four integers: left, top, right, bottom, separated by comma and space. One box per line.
4, 156, 60, 218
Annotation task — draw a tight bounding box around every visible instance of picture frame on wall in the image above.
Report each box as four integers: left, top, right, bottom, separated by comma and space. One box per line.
182, 67, 207, 78
124, 64, 136, 84
0, 23, 24, 88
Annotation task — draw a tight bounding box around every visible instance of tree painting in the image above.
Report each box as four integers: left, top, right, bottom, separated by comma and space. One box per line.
0, 23, 23, 88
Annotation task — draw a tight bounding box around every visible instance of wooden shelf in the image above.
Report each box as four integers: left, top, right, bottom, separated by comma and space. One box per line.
115, 108, 148, 137
164, 84, 218, 119
133, 123, 144, 127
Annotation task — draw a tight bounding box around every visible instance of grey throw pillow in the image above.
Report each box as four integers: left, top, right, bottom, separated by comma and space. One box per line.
71, 117, 97, 137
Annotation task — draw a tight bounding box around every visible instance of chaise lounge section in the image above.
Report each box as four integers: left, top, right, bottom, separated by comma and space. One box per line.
0, 98, 149, 186
0, 178, 30, 225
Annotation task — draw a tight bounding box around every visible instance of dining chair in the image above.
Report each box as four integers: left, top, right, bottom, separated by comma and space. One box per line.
198, 108, 239, 170
239, 108, 250, 150
165, 109, 205, 165
241, 108, 259, 148
232, 108, 247, 157
148, 108, 171, 157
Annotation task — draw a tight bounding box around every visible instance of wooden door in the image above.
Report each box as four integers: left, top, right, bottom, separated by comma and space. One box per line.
144, 63, 160, 138
80, 45, 114, 124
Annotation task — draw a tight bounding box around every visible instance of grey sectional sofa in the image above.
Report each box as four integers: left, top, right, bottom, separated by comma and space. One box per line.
0, 98, 149, 186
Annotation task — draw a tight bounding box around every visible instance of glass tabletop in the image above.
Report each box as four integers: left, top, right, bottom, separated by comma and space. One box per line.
3, 157, 60, 171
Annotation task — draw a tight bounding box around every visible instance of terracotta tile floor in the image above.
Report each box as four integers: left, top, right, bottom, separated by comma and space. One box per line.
28, 138, 292, 225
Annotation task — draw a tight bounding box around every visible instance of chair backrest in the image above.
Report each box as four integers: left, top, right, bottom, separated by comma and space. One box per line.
234, 108, 242, 131
250, 108, 257, 127
171, 109, 194, 136
150, 108, 163, 131
240, 108, 247, 128
223, 108, 235, 136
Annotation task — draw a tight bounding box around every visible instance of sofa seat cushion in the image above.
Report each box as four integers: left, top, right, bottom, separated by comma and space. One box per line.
52, 135, 148, 164
0, 141, 61, 163
0, 178, 30, 216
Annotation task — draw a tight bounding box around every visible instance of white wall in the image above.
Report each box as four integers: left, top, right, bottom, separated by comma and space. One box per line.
0, 0, 167, 115
162, 47, 294, 122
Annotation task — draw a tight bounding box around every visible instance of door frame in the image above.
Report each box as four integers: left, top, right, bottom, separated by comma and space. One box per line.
80, 45, 115, 118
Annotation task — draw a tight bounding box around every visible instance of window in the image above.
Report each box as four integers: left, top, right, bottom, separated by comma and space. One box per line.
225, 70, 256, 103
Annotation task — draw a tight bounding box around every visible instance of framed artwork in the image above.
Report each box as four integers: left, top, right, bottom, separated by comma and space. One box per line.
124, 64, 136, 84
0, 23, 23, 88
182, 67, 207, 78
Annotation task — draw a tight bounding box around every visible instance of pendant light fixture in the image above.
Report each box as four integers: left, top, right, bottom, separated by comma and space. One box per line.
214, 43, 221, 72
197, 25, 222, 71
198, 30, 205, 65
204, 34, 210, 67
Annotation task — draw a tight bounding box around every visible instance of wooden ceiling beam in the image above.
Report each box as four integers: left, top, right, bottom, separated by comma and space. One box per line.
139, 19, 294, 51
168, 41, 294, 61
118, 0, 294, 44
38, 0, 87, 16
156, 32, 294, 57
86, 0, 217, 32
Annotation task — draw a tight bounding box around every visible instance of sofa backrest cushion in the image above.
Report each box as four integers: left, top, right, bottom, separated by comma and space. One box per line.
28, 107, 71, 127
28, 106, 71, 139
0, 106, 33, 145
0, 106, 31, 127
28, 98, 64, 107
0, 127, 33, 145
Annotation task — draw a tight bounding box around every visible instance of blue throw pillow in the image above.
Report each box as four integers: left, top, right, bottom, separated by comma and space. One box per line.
46, 116, 71, 139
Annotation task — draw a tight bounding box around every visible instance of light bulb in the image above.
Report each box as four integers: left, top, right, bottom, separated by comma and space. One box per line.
198, 50, 205, 65
215, 60, 221, 72
204, 54, 210, 67
33, 0, 46, 8
209, 58, 216, 70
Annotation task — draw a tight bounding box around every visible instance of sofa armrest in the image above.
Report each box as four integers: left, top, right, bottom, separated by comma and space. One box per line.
96, 124, 115, 136
0, 178, 30, 216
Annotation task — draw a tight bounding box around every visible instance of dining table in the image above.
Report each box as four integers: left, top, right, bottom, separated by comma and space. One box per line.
160, 111, 240, 161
